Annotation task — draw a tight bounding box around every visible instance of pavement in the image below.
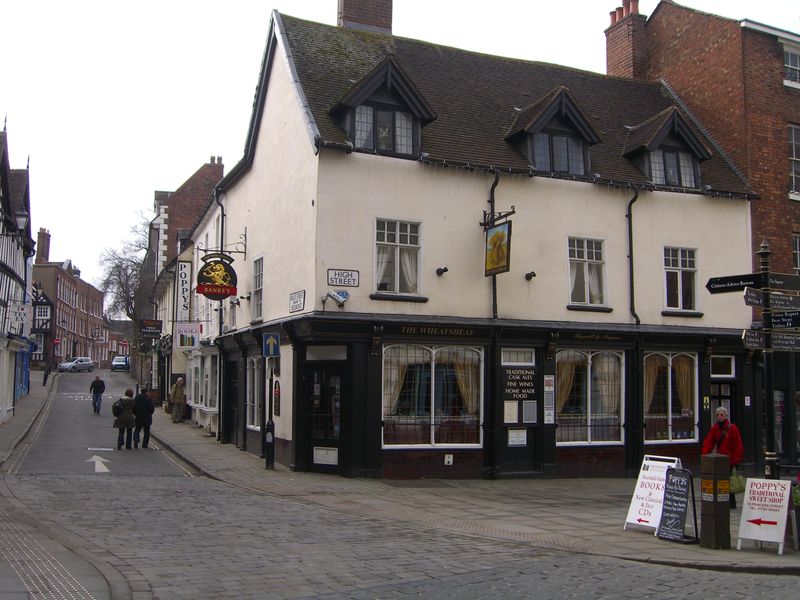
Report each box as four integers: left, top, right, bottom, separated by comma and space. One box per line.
1, 373, 799, 580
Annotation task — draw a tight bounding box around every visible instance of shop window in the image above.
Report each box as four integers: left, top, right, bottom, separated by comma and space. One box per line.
382, 344, 482, 446
556, 350, 623, 444
246, 356, 262, 430
643, 352, 697, 442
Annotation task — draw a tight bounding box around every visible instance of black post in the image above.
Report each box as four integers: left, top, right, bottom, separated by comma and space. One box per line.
265, 362, 275, 470
757, 240, 779, 480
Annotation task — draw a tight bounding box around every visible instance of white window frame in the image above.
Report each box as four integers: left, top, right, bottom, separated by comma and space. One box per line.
35, 305, 50, 319
568, 237, 605, 306
663, 247, 697, 311
381, 344, 483, 449
643, 352, 698, 444
375, 219, 420, 295
783, 44, 800, 90
794, 234, 800, 275
252, 256, 263, 321
245, 356, 262, 431
710, 355, 735, 379
555, 349, 625, 446
790, 125, 800, 200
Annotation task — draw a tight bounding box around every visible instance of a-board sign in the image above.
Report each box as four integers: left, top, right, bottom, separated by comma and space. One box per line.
657, 467, 696, 543
736, 478, 792, 555
624, 455, 682, 532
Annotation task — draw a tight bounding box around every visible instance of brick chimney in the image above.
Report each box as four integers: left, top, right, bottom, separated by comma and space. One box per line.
337, 0, 392, 34
605, 0, 648, 79
35, 227, 50, 264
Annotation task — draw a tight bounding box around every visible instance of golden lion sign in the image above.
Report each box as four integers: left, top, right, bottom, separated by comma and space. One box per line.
196, 253, 238, 300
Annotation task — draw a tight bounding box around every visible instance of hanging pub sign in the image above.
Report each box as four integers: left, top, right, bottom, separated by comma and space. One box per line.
485, 221, 512, 277
196, 252, 238, 300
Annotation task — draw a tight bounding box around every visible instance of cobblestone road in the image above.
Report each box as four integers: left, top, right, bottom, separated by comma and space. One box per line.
1, 473, 797, 599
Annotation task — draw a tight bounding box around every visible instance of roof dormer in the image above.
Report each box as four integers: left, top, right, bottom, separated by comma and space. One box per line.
623, 107, 711, 189
505, 86, 601, 177
331, 58, 436, 157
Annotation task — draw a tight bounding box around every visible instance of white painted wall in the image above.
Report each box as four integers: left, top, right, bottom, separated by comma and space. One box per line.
314, 155, 752, 329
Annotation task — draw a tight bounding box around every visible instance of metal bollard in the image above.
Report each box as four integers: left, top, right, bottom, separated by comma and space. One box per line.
700, 453, 730, 549
764, 451, 780, 480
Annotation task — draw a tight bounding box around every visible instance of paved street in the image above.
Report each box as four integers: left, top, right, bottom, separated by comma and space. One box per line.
0, 374, 798, 599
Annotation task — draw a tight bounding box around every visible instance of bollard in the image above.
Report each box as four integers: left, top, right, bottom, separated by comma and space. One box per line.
764, 451, 780, 480
700, 453, 730, 549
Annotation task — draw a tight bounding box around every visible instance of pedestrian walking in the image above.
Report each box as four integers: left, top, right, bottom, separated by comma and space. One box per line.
170, 377, 186, 423
701, 405, 744, 508
113, 389, 136, 450
89, 375, 106, 414
133, 390, 154, 449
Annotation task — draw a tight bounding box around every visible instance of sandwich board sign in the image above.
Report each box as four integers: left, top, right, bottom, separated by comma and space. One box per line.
736, 478, 792, 555
624, 455, 682, 532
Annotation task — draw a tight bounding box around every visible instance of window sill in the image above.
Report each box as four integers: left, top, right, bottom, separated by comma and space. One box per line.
783, 79, 800, 91
370, 293, 429, 303
789, 191, 800, 202
566, 304, 612, 313
662, 310, 704, 318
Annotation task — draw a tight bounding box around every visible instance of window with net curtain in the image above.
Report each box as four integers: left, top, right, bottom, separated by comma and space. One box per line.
643, 352, 697, 441
376, 219, 419, 294
555, 350, 623, 444
568, 237, 604, 305
382, 344, 482, 446
245, 356, 262, 430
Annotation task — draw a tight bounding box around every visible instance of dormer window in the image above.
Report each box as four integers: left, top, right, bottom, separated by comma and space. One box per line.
531, 131, 585, 175
648, 149, 697, 188
354, 105, 414, 154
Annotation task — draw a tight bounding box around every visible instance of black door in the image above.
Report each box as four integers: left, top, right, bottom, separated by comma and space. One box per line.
223, 360, 239, 445
308, 365, 343, 473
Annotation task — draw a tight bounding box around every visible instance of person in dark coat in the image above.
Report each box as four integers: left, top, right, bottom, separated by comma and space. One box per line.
133, 390, 154, 449
114, 389, 136, 450
89, 375, 106, 414
701, 405, 744, 508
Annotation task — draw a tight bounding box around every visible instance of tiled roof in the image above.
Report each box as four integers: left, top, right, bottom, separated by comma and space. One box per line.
278, 13, 753, 197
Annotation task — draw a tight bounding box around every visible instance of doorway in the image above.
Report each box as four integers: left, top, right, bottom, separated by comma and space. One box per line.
308, 365, 343, 473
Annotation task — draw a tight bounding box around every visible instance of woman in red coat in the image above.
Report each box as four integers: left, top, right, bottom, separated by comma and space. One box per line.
701, 405, 744, 507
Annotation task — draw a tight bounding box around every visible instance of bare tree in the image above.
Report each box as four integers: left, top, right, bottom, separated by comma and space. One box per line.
99, 217, 150, 320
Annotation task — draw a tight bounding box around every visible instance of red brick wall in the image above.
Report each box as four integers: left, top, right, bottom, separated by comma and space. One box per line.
382, 450, 483, 479
645, 3, 800, 272
337, 0, 392, 32
606, 14, 648, 79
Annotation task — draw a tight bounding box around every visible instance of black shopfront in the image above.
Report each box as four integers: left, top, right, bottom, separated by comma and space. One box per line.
214, 314, 761, 479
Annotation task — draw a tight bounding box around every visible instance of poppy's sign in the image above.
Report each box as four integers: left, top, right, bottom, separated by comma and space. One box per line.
196, 253, 238, 300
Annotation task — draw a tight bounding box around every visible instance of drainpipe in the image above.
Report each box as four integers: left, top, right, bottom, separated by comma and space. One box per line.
625, 189, 640, 325
488, 172, 500, 319
214, 188, 225, 442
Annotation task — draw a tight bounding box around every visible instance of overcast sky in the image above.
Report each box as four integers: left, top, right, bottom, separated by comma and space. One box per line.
1, 0, 797, 288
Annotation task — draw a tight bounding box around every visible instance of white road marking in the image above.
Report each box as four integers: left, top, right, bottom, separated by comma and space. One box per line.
86, 455, 110, 473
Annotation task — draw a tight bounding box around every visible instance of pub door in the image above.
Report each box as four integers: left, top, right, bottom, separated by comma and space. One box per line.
223, 360, 240, 446
307, 365, 344, 473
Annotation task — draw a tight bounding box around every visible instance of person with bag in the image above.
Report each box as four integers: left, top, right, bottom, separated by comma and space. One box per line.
169, 377, 186, 424
89, 375, 106, 414
701, 405, 744, 508
133, 389, 155, 449
113, 389, 136, 450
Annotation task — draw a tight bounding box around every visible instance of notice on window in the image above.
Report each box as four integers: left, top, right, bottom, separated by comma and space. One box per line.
522, 400, 537, 424
503, 401, 518, 424
543, 375, 555, 424
508, 428, 527, 447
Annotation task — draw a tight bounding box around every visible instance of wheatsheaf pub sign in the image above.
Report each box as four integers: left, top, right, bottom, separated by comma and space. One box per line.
196, 253, 238, 300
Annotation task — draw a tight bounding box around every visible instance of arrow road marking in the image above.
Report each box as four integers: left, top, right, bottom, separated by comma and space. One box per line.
747, 518, 778, 526
86, 455, 110, 473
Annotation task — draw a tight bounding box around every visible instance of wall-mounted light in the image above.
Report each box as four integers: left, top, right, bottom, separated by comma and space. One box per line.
525, 271, 536, 281
1, 209, 29, 239
239, 293, 251, 301
436, 266, 448, 276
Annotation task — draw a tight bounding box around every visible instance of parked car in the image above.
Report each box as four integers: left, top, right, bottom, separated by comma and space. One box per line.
58, 357, 94, 372
111, 356, 129, 372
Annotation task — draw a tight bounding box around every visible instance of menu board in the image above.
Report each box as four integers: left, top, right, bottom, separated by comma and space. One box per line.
657, 467, 694, 542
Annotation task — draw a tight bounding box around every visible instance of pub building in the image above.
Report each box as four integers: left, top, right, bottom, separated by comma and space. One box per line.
186, 3, 765, 479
